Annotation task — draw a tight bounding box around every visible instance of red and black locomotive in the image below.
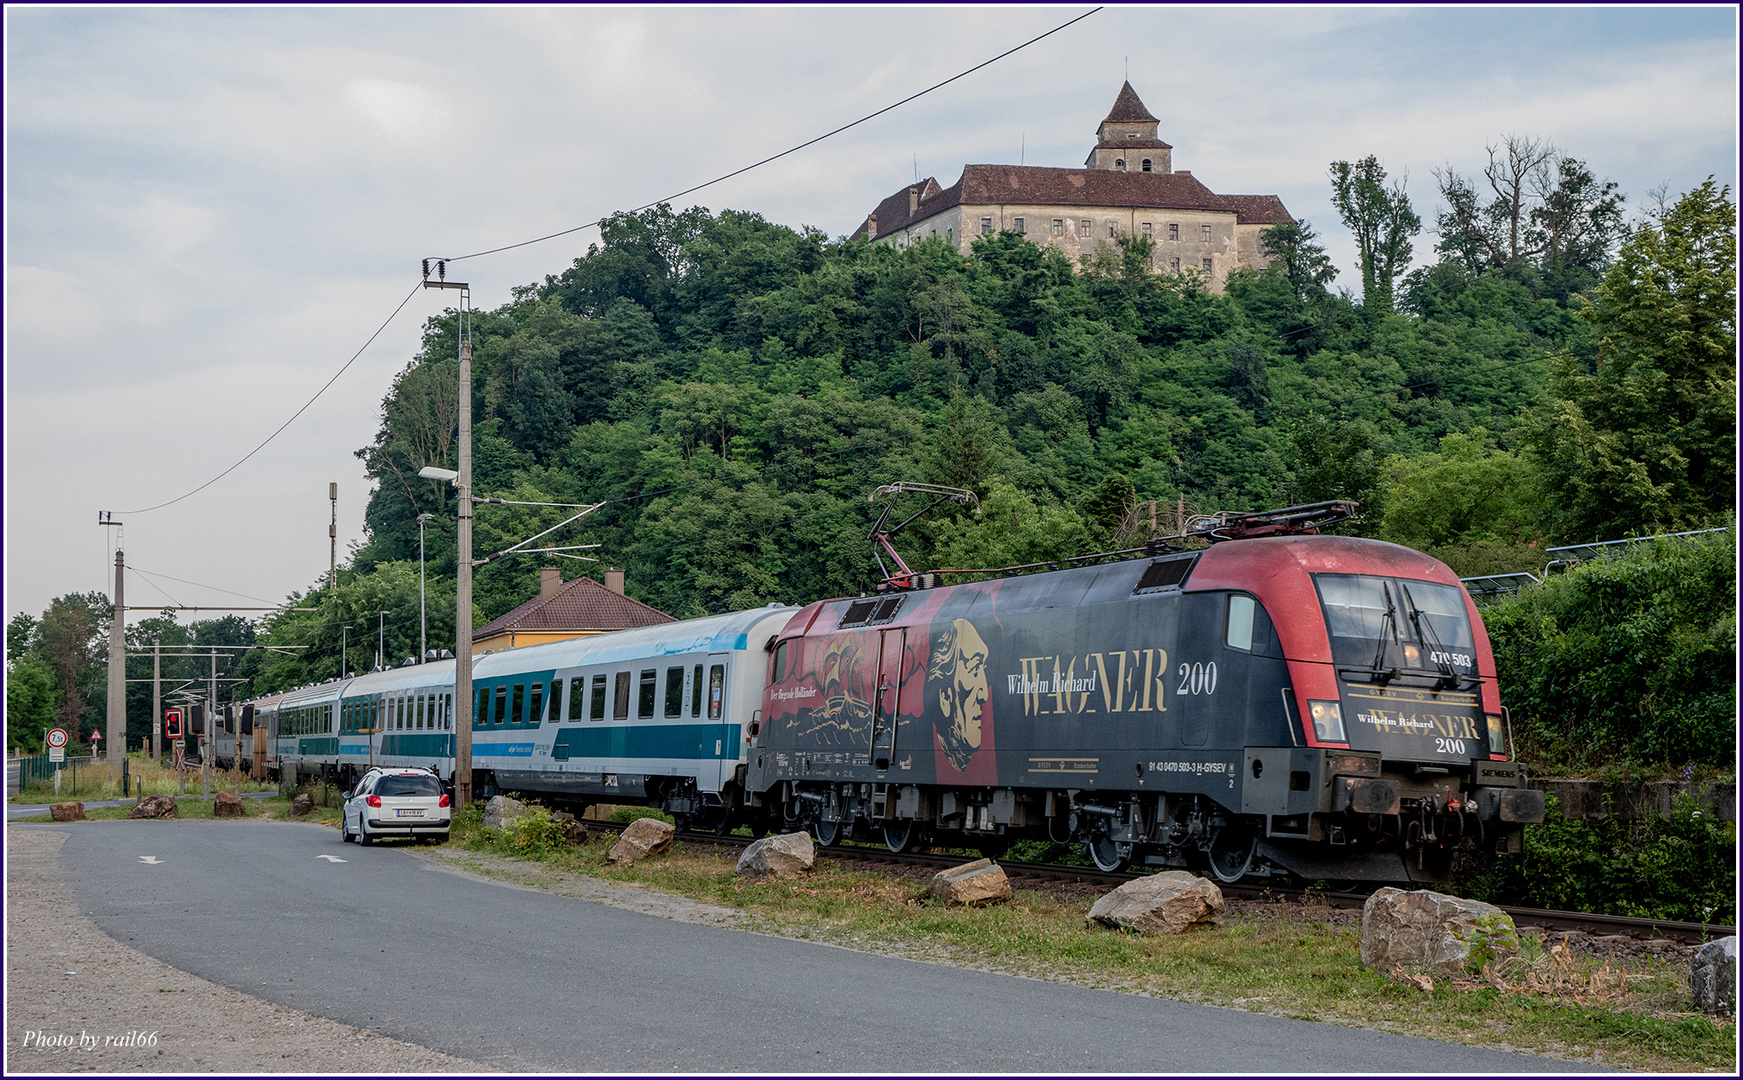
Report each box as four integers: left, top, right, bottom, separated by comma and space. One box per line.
745, 500, 1544, 883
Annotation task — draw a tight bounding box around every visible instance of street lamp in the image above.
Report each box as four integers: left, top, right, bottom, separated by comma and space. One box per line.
377, 610, 391, 671
416, 512, 435, 663
341, 625, 352, 679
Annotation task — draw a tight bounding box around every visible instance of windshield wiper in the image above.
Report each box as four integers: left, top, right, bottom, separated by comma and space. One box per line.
1400, 583, 1466, 690
1368, 583, 1398, 685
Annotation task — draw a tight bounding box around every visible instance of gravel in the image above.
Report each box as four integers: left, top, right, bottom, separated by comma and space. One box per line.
5, 826, 479, 1074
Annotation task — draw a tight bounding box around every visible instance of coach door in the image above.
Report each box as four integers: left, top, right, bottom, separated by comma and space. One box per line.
701, 654, 730, 792
871, 629, 905, 772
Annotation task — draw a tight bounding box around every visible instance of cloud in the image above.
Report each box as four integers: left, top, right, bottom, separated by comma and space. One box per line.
5, 265, 105, 347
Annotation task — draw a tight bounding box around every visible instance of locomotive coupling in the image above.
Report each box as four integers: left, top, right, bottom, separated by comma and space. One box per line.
1473, 786, 1546, 823
1334, 776, 1401, 815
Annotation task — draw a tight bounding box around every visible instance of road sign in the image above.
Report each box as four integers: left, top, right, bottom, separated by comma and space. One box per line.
47, 728, 68, 749
49, 747, 65, 763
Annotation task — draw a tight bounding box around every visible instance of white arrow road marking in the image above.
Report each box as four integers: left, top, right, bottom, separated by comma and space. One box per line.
315, 855, 347, 863
139, 856, 163, 864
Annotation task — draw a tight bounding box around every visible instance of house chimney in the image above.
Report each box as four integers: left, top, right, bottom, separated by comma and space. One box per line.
604, 568, 625, 595
866, 213, 877, 238
908, 186, 918, 216
540, 568, 561, 600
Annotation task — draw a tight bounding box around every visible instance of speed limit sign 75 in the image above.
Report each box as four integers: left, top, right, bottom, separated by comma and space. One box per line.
47, 728, 68, 749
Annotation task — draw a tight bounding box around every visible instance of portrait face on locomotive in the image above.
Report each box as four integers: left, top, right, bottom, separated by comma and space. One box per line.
929, 617, 989, 770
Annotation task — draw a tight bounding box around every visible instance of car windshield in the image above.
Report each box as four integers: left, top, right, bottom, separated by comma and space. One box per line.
374, 774, 442, 797
1313, 573, 1476, 675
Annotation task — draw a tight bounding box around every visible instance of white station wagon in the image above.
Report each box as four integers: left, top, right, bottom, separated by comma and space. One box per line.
341, 766, 451, 845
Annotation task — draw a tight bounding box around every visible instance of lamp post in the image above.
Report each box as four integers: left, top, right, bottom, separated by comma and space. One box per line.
417, 512, 435, 663
377, 610, 391, 671
340, 625, 352, 679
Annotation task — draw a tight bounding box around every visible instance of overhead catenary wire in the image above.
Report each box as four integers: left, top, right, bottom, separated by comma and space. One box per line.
112, 8, 1101, 521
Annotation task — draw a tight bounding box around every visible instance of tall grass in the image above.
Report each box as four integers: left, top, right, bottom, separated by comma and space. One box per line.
16, 752, 276, 802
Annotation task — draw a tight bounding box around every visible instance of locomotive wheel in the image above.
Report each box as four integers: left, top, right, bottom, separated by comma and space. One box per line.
713, 813, 734, 837
1086, 835, 1130, 873
749, 817, 770, 840
671, 813, 692, 834
976, 836, 1011, 861
882, 820, 918, 853
813, 818, 842, 847
1206, 824, 1256, 883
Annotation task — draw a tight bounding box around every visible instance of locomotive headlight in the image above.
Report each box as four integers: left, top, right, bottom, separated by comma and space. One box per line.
1402, 644, 1422, 668
1308, 700, 1347, 744
1486, 713, 1506, 756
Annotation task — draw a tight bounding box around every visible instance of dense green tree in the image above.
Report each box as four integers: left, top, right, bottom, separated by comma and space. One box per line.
6, 657, 56, 752
1521, 179, 1736, 541
1329, 156, 1421, 314
1257, 219, 1338, 301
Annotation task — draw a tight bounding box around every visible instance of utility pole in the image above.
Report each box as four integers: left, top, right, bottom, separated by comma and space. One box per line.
108, 547, 125, 764
329, 482, 339, 591
151, 640, 161, 763
422, 263, 473, 805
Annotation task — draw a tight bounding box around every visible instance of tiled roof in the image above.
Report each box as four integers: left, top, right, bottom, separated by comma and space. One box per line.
1223, 195, 1295, 226
855, 165, 1285, 240
1103, 81, 1159, 123
474, 576, 675, 639
1094, 137, 1173, 150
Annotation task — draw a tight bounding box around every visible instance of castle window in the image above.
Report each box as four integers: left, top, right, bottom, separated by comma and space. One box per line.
1168, 223, 1179, 241
1052, 219, 1064, 236
1202, 257, 1214, 272
1013, 217, 1024, 233
1078, 219, 1092, 238
1169, 257, 1181, 272
981, 217, 993, 234
1201, 224, 1212, 241
1107, 220, 1118, 238
1128, 132, 1137, 139
1142, 159, 1153, 172
1142, 222, 1152, 237
1115, 159, 1125, 171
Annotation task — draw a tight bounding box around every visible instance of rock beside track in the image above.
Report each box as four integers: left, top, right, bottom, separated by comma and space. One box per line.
128, 794, 178, 819
291, 792, 314, 815
483, 795, 530, 830
606, 817, 675, 864
1690, 936, 1737, 1016
736, 832, 815, 880
213, 792, 246, 817
551, 811, 589, 845
930, 858, 1013, 906
1087, 871, 1223, 934
1361, 887, 1519, 977
49, 802, 87, 822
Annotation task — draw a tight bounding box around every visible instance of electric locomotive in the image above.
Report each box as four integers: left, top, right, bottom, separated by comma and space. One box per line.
745, 501, 1545, 883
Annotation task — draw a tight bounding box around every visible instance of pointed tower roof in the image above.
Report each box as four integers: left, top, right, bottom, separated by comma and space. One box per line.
1103, 80, 1158, 124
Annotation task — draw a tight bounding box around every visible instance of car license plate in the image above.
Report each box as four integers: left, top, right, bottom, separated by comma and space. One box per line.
396, 809, 424, 818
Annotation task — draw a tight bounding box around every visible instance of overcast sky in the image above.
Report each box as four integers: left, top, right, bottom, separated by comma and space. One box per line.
5, 5, 1737, 632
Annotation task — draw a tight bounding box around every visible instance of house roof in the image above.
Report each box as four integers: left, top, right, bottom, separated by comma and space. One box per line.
474, 576, 675, 640
1093, 137, 1173, 151
1103, 81, 1159, 124
851, 165, 1288, 241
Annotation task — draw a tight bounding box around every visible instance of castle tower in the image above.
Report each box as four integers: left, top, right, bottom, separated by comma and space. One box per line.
1085, 81, 1171, 173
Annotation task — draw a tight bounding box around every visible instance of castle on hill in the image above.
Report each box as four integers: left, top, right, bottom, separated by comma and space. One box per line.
849, 82, 1293, 291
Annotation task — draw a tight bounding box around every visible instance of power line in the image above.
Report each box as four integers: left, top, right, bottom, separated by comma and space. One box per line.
437, 8, 1103, 264
126, 565, 281, 607
118, 282, 425, 515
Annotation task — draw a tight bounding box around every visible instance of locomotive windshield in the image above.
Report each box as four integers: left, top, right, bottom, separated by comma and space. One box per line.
1313, 574, 1476, 682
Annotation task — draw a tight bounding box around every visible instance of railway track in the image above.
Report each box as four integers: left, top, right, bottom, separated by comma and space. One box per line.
579, 816, 1734, 946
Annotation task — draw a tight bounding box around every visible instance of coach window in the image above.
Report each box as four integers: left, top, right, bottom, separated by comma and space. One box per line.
691, 664, 704, 718
475, 687, 489, 727
708, 665, 725, 720
664, 667, 684, 717
528, 683, 544, 727
444, 693, 452, 729
592, 674, 609, 720
1226, 594, 1257, 651
549, 680, 562, 723
495, 686, 508, 725
613, 672, 631, 719
638, 669, 657, 718
569, 677, 587, 721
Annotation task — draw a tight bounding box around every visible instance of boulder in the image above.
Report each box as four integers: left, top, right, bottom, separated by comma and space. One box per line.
1087, 871, 1223, 934
291, 792, 314, 816
929, 858, 1013, 906
1360, 887, 1519, 978
483, 795, 530, 830
214, 791, 246, 818
128, 795, 178, 820
551, 811, 590, 845
735, 832, 816, 881
49, 802, 87, 822
606, 817, 676, 864
1690, 936, 1737, 1016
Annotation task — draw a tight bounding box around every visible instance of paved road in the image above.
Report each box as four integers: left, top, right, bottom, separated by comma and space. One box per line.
47, 821, 1594, 1073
